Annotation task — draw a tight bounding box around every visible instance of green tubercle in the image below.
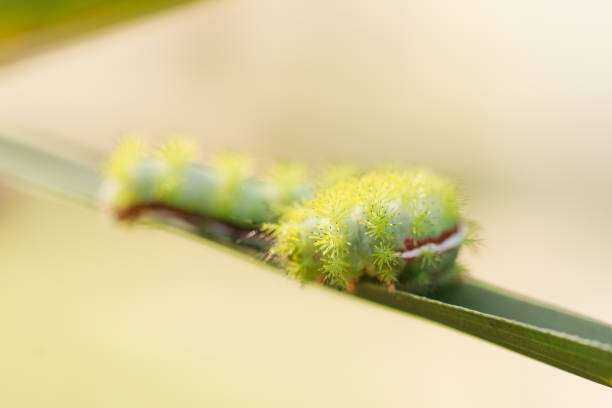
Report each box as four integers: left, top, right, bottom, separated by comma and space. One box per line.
102, 139, 310, 227
266, 170, 464, 290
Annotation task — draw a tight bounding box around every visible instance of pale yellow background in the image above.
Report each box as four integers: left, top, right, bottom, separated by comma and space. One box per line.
1, 0, 612, 405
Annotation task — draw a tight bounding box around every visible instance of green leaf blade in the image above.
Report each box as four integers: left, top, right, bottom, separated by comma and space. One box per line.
433, 279, 612, 346
0, 136, 100, 205
354, 282, 612, 387
1, 135, 611, 387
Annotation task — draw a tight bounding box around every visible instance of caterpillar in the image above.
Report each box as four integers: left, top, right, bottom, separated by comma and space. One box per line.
102, 138, 469, 292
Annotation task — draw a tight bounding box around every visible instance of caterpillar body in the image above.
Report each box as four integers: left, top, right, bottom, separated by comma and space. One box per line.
102, 139, 310, 228
103, 139, 468, 292
266, 170, 465, 291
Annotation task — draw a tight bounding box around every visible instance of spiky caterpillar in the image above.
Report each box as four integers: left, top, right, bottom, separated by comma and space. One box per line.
265, 170, 466, 291
102, 138, 310, 228
103, 139, 468, 292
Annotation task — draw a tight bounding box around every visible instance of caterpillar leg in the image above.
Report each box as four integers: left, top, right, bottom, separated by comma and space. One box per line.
345, 278, 358, 293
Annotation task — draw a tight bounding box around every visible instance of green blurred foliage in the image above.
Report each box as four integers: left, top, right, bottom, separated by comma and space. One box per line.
0, 0, 193, 39
0, 0, 194, 61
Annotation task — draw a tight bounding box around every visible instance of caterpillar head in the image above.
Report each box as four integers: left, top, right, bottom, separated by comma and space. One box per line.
266, 169, 465, 291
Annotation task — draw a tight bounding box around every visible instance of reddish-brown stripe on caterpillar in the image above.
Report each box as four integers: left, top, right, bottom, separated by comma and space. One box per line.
400, 224, 462, 261
403, 225, 459, 250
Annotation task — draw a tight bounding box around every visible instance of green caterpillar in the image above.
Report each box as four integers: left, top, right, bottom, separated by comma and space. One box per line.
103, 139, 468, 292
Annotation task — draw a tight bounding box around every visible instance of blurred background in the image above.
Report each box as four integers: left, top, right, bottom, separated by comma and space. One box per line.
1, 0, 612, 406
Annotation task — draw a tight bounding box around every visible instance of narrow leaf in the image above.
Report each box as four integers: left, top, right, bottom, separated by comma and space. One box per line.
1, 135, 611, 386
354, 282, 612, 387
0, 136, 99, 205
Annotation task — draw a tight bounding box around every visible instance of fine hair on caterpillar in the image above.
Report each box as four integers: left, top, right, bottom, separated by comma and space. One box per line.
103, 138, 473, 293
102, 137, 311, 228
265, 170, 468, 292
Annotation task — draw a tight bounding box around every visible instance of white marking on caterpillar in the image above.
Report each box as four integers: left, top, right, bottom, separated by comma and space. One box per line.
400, 223, 465, 260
